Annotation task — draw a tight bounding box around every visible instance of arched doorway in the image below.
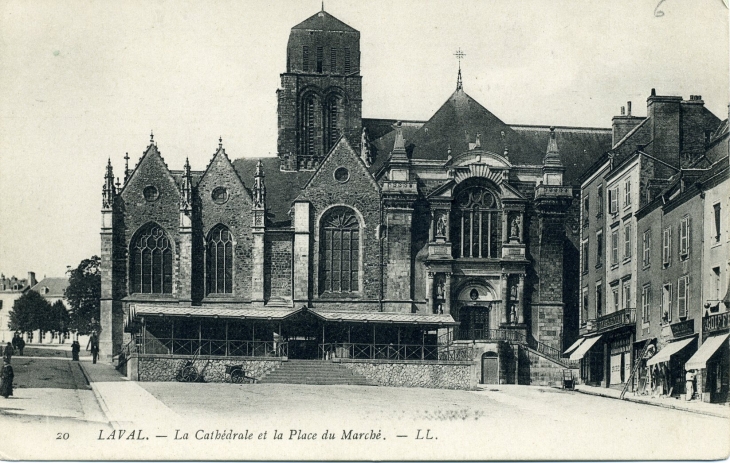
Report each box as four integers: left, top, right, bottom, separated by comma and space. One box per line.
482, 352, 499, 384
455, 281, 497, 340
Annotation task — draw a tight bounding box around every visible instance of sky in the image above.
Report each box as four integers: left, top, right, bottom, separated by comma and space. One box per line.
0, 0, 727, 280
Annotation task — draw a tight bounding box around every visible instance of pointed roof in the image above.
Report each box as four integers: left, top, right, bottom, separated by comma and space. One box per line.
292, 10, 357, 33
405, 88, 542, 162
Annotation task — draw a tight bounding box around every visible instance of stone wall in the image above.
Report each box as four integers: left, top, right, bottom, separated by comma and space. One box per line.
135, 355, 281, 382
518, 347, 577, 387
340, 360, 474, 390
265, 236, 293, 301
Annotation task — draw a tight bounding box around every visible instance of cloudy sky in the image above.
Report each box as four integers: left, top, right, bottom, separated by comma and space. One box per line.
0, 0, 727, 279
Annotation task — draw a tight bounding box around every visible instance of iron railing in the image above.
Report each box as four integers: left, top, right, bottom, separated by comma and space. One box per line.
319, 342, 474, 362
137, 337, 288, 358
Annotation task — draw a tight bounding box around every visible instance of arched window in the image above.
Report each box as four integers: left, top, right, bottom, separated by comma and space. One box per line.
301, 94, 317, 157
320, 207, 360, 293
325, 95, 343, 152
207, 225, 233, 294
130, 224, 173, 294
451, 186, 501, 258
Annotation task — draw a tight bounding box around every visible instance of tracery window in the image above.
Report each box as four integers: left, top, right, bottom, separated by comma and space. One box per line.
130, 224, 172, 294
207, 224, 233, 294
320, 207, 360, 293
451, 186, 501, 258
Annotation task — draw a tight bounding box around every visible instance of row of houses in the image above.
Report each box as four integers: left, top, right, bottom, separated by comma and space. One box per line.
571, 93, 729, 403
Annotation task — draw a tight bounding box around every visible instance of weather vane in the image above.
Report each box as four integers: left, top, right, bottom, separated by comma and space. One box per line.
454, 48, 465, 91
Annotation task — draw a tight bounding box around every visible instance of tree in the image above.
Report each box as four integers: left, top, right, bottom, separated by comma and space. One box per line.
9, 290, 52, 334
65, 256, 101, 336
49, 300, 71, 339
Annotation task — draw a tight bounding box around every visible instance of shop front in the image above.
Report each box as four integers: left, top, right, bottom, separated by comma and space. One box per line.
646, 334, 697, 397
686, 312, 730, 402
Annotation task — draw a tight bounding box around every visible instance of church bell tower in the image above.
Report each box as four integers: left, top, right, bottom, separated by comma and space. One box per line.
277, 8, 363, 171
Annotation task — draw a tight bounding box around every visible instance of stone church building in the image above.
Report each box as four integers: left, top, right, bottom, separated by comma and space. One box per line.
103, 9, 613, 388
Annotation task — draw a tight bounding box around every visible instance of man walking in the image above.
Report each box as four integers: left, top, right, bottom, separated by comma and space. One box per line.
87, 331, 99, 364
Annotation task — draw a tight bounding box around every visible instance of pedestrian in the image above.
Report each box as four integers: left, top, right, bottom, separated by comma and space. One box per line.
11, 334, 18, 351
2, 342, 13, 364
685, 369, 697, 401
0, 358, 13, 398
87, 331, 100, 364
16, 336, 24, 356
71, 340, 80, 361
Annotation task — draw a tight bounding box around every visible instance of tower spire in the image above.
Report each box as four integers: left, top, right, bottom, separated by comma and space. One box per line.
180, 157, 193, 212
102, 158, 115, 209
253, 160, 266, 209
454, 48, 465, 91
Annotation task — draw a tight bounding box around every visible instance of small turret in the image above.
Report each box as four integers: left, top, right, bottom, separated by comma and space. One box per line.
253, 160, 266, 210
542, 127, 564, 186
102, 158, 115, 209
180, 157, 193, 212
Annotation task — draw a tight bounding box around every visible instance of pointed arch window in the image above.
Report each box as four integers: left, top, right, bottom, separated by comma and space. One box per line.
325, 95, 343, 153
320, 207, 360, 293
451, 186, 501, 258
302, 95, 317, 157
207, 225, 233, 294
130, 224, 173, 294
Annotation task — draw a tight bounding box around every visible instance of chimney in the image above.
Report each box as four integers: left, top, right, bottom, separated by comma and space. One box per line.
647, 89, 683, 170
28, 271, 37, 287
679, 94, 709, 166
612, 100, 644, 147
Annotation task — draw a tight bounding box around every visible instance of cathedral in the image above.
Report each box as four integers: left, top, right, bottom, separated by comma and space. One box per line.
103, 9, 613, 388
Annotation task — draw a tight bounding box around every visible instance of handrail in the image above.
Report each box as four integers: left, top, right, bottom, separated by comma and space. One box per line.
138, 338, 288, 358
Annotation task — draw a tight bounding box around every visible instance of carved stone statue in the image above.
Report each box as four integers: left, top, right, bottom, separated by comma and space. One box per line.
436, 213, 447, 238
510, 215, 521, 240
436, 280, 444, 299
510, 304, 518, 324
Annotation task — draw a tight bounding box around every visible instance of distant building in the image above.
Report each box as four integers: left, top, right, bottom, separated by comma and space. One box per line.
30, 277, 71, 343
0, 272, 36, 343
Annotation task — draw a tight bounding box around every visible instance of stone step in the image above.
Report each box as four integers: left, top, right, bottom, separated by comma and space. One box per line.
258, 360, 373, 386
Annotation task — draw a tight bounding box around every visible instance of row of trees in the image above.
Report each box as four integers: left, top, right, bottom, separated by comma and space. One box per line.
8, 256, 101, 337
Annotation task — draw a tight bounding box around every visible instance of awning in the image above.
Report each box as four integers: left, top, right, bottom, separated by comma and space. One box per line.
563, 337, 585, 355
129, 305, 458, 326
646, 337, 695, 366
310, 309, 458, 326
685, 333, 730, 370
132, 305, 298, 320
569, 335, 602, 361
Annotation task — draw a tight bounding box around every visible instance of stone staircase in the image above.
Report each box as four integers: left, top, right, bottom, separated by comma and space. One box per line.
258, 359, 374, 386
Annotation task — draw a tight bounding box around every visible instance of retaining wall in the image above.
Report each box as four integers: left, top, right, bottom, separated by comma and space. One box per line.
339, 360, 475, 390
133, 354, 282, 382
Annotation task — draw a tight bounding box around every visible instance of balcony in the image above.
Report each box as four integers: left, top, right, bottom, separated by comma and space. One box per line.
580, 319, 596, 336
596, 308, 636, 333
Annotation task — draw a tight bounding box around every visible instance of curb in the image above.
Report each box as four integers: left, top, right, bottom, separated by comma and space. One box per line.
77, 362, 120, 429
575, 388, 729, 419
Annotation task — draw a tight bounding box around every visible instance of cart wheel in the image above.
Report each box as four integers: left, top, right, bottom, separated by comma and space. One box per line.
231, 369, 245, 383
181, 365, 198, 382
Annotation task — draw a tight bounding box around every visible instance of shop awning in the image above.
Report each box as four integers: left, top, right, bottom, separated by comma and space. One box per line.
646, 337, 695, 366
569, 335, 602, 361
563, 337, 585, 355
310, 309, 458, 326
685, 333, 730, 370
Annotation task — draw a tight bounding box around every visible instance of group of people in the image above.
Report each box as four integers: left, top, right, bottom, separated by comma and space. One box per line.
641, 362, 698, 400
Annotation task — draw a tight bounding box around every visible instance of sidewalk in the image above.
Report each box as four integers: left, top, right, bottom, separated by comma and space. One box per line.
575, 384, 730, 418
78, 360, 180, 429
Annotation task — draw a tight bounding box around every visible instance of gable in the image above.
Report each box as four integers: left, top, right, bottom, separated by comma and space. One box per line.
297, 136, 380, 215
198, 147, 252, 234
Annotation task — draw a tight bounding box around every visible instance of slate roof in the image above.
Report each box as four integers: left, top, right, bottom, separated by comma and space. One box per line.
231, 157, 313, 227
364, 89, 613, 185
292, 10, 358, 33
30, 278, 69, 298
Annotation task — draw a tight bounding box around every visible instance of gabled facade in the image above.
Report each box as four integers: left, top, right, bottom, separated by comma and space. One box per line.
102, 9, 619, 389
